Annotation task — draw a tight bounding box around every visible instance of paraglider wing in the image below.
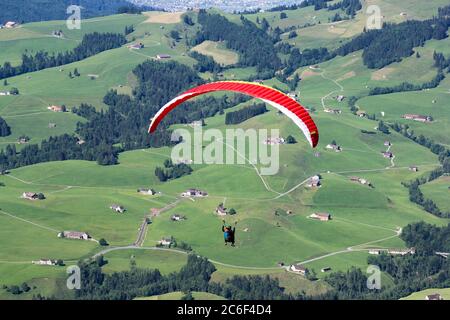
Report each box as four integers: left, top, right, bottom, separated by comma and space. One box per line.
148, 81, 319, 148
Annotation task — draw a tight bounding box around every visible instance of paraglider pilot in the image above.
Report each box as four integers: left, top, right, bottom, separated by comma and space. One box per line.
222, 220, 237, 246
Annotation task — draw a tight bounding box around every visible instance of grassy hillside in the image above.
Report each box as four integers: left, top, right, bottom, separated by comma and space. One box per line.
0, 2, 449, 299
135, 291, 226, 300
191, 40, 239, 66
401, 288, 450, 300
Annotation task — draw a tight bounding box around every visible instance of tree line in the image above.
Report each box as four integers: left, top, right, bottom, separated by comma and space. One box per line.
328, 0, 362, 18
0, 117, 11, 137
154, 159, 193, 182
192, 11, 281, 73
225, 103, 268, 125
335, 9, 450, 69
71, 254, 293, 300
0, 32, 127, 80
0, 0, 143, 24
389, 121, 450, 218
369, 50, 448, 95
308, 221, 450, 300
189, 51, 223, 74
269, 0, 333, 12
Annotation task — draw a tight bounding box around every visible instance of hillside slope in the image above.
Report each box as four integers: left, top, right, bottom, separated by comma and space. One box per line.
0, 0, 138, 23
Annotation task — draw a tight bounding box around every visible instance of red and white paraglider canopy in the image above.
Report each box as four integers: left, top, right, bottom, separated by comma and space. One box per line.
148, 81, 319, 148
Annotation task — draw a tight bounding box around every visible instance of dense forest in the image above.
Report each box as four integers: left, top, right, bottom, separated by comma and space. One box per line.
189, 51, 223, 73
284, 47, 335, 75
328, 0, 362, 17
336, 13, 450, 69
0, 32, 126, 80
225, 103, 268, 125
0, 0, 150, 24
70, 254, 293, 300
154, 159, 193, 182
269, 0, 333, 12
193, 11, 281, 73
0, 117, 11, 137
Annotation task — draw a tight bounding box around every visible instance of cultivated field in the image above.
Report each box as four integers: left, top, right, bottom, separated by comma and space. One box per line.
191, 41, 239, 66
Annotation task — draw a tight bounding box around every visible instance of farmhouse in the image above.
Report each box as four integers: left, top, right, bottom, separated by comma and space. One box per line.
324, 108, 342, 114
409, 166, 419, 172
369, 249, 382, 255
350, 176, 371, 187
326, 143, 342, 152
189, 120, 203, 127
306, 175, 321, 188
59, 231, 90, 240
215, 204, 227, 216
263, 137, 285, 145
138, 188, 156, 195
110, 204, 125, 213
387, 248, 415, 256
356, 110, 367, 118
158, 237, 173, 246
384, 141, 391, 147
47, 105, 64, 112
32, 259, 57, 266
0, 91, 11, 96
382, 151, 394, 159
21, 192, 44, 200
17, 137, 29, 144
52, 30, 64, 38
290, 264, 308, 276
156, 54, 171, 59
336, 95, 345, 102
402, 114, 432, 123
128, 42, 144, 49
425, 293, 443, 300
76, 138, 85, 145
48, 123, 56, 128
5, 21, 19, 28
309, 212, 332, 221
171, 214, 185, 221
181, 189, 208, 197
287, 92, 298, 99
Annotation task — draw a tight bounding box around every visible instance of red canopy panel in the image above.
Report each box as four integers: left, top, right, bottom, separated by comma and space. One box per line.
148, 81, 319, 148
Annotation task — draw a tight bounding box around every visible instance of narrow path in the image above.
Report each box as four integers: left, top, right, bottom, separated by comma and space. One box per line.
0, 208, 59, 233
320, 70, 344, 110
217, 137, 281, 196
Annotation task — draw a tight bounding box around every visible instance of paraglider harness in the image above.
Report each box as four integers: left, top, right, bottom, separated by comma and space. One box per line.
222, 221, 236, 246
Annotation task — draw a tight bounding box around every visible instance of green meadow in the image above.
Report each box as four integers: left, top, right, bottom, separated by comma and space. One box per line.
401, 288, 450, 300
421, 176, 450, 212
0, 5, 449, 299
